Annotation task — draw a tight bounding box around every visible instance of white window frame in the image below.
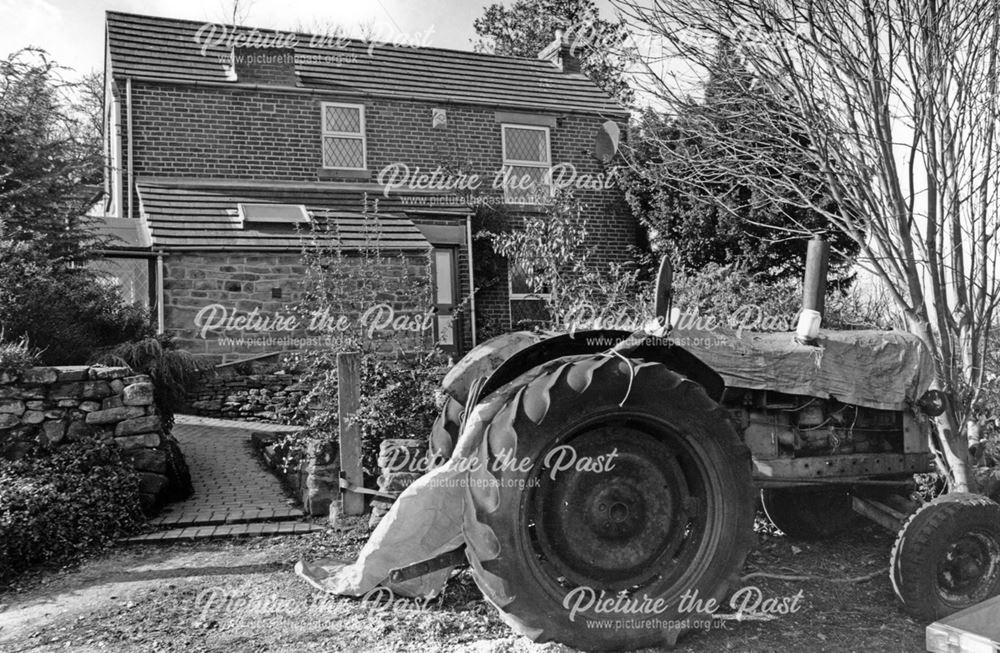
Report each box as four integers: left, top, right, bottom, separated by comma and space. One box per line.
501, 124, 552, 204
237, 203, 310, 227
507, 257, 552, 301
321, 102, 367, 170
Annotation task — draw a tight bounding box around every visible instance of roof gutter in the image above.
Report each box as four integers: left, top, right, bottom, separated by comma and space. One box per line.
149, 245, 430, 253
96, 248, 157, 257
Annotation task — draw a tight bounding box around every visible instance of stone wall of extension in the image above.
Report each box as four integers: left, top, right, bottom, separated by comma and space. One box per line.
0, 365, 192, 513
161, 251, 434, 361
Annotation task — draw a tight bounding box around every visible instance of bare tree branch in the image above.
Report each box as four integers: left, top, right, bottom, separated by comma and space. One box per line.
613, 0, 1000, 491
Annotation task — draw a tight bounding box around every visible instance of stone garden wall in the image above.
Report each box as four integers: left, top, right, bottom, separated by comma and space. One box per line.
186, 363, 307, 422
0, 365, 192, 513
250, 432, 337, 517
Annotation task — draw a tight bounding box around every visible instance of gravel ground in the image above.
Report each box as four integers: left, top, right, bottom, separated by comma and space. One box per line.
0, 516, 926, 652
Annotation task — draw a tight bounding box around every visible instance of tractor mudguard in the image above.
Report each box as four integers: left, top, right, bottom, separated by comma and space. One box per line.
443, 329, 724, 405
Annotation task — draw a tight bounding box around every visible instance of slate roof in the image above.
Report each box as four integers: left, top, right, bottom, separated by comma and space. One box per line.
105, 11, 627, 116
135, 178, 444, 251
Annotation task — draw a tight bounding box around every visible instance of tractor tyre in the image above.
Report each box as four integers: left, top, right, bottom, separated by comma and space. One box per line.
464, 354, 755, 651
891, 492, 1000, 621
760, 488, 857, 540
428, 396, 463, 468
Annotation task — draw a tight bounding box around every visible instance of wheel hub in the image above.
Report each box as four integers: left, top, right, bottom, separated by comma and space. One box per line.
938, 532, 1000, 602
587, 484, 645, 540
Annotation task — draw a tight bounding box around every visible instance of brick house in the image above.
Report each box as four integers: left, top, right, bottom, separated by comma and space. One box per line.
97, 10, 635, 365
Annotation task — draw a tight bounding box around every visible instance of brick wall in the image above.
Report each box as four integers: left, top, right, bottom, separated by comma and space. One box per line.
116, 79, 637, 337
232, 46, 298, 86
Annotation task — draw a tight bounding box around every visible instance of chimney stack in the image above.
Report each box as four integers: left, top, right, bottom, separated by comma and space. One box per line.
538, 28, 582, 74
231, 45, 299, 86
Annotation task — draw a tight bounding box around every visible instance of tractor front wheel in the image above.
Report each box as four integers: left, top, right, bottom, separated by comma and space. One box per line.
891, 492, 1000, 620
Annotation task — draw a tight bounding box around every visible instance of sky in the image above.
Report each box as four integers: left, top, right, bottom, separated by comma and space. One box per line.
0, 0, 560, 80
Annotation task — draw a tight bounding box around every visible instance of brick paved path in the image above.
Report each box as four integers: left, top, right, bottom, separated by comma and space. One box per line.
124, 415, 324, 542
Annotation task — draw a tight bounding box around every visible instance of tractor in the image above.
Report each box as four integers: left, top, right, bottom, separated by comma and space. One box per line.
406, 239, 1000, 651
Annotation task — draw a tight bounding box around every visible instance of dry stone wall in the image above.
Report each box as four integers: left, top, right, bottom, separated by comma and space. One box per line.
0, 365, 192, 513
250, 432, 336, 517
186, 364, 307, 422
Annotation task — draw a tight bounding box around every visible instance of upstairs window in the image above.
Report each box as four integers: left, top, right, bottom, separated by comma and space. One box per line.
322, 102, 366, 170
501, 124, 551, 204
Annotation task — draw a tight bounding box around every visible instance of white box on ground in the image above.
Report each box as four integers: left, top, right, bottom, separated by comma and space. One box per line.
927, 595, 1000, 653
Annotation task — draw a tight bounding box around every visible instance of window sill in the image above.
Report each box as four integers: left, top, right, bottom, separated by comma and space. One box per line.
317, 168, 371, 181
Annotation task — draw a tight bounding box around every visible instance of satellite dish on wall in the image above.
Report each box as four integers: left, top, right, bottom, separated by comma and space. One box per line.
593, 120, 621, 162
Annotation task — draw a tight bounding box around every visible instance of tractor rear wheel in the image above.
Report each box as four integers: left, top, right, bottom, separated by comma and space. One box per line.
464, 354, 755, 651
891, 492, 1000, 620
760, 488, 856, 540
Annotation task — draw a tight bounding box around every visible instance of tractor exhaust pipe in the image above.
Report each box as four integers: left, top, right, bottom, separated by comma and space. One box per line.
796, 236, 829, 344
